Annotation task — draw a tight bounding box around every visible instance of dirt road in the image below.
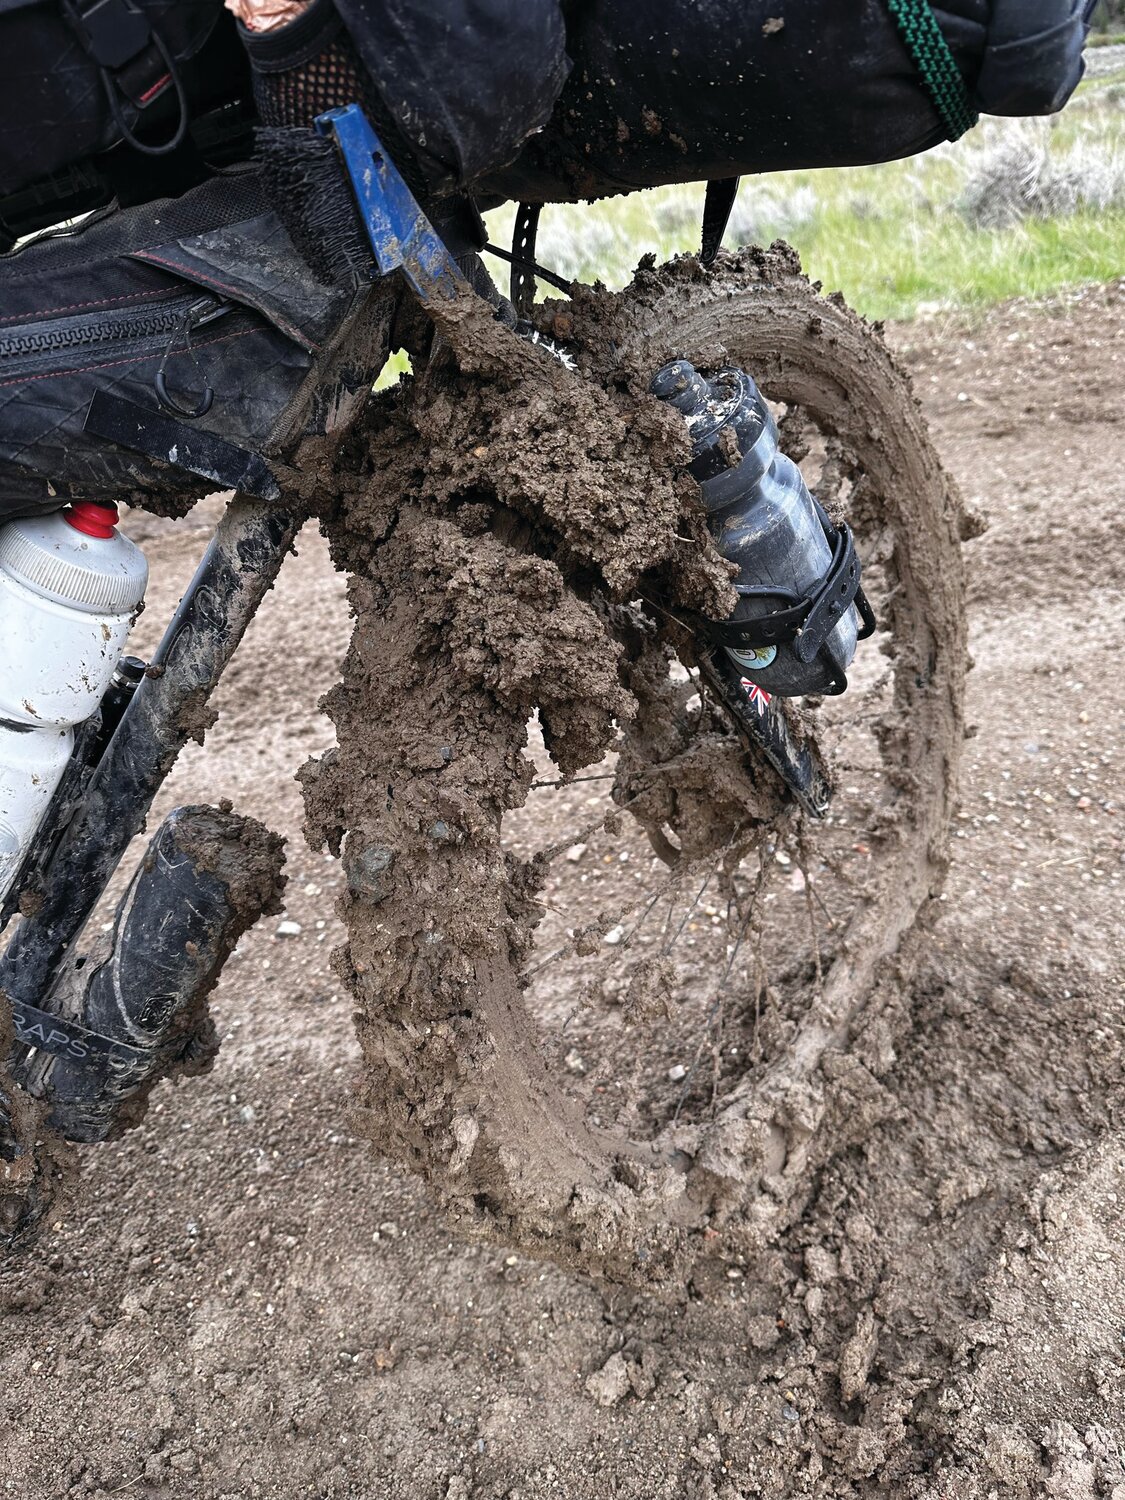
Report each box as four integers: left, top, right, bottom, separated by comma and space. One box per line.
1, 281, 1123, 1499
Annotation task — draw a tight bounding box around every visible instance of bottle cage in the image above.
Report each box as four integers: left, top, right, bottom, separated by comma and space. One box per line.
703, 498, 877, 695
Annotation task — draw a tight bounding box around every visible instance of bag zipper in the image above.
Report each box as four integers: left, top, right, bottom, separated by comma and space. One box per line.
0, 292, 237, 373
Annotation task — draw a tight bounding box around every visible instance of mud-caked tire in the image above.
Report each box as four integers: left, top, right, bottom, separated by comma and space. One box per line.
309, 247, 968, 1281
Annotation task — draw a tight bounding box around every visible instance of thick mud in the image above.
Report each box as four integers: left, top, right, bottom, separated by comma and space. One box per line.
301, 247, 967, 1279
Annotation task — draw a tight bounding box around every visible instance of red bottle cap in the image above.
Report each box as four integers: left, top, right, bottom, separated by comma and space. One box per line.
64, 502, 119, 540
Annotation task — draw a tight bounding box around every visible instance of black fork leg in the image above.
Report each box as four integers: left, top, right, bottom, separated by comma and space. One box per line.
0, 495, 299, 1009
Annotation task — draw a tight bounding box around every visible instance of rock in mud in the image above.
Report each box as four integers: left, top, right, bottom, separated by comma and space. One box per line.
585, 1351, 631, 1407
838, 1306, 878, 1404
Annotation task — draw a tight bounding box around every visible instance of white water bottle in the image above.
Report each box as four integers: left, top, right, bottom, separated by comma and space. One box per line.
0, 503, 147, 902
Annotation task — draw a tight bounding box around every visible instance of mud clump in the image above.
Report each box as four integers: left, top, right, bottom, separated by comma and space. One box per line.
321, 270, 736, 617
174, 805, 287, 928
0, 1003, 65, 1248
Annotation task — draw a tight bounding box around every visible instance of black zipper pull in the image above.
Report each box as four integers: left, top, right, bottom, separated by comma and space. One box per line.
154, 297, 227, 420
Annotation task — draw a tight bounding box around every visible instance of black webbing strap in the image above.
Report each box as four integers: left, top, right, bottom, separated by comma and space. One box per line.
85, 390, 282, 502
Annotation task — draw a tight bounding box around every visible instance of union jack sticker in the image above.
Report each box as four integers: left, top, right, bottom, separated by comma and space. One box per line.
739, 678, 773, 716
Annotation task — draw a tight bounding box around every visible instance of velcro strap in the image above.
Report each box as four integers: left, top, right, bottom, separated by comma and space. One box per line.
8, 999, 149, 1073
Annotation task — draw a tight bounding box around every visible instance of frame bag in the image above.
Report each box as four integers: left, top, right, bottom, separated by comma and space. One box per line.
0, 170, 362, 523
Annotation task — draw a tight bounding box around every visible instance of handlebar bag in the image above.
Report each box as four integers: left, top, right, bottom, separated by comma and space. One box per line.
478, 0, 1097, 203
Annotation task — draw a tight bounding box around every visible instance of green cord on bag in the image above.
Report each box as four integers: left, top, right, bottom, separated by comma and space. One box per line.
885, 0, 979, 141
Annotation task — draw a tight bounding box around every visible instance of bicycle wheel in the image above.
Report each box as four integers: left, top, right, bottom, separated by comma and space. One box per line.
306, 245, 968, 1280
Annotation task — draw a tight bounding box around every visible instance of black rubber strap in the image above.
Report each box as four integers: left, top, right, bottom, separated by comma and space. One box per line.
701, 177, 739, 264
707, 589, 806, 651
705, 517, 876, 658
794, 519, 864, 663
510, 202, 542, 318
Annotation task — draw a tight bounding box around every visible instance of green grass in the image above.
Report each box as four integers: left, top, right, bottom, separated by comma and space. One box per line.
483, 84, 1125, 324
374, 348, 412, 389
744, 197, 1125, 322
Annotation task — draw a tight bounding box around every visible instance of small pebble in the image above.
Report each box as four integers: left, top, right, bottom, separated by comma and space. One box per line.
604, 924, 625, 946
275, 920, 302, 938
565, 844, 587, 862
585, 1352, 630, 1408
564, 1049, 587, 1075
668, 1064, 687, 1082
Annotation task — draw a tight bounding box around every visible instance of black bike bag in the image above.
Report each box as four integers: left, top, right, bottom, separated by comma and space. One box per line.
478, 0, 1096, 203
0, 0, 244, 199
240, 0, 571, 195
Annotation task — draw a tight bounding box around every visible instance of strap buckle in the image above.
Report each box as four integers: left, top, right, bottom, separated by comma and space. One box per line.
74, 0, 151, 69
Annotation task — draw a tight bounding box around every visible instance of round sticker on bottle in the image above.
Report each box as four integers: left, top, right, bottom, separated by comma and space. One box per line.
728, 645, 778, 670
